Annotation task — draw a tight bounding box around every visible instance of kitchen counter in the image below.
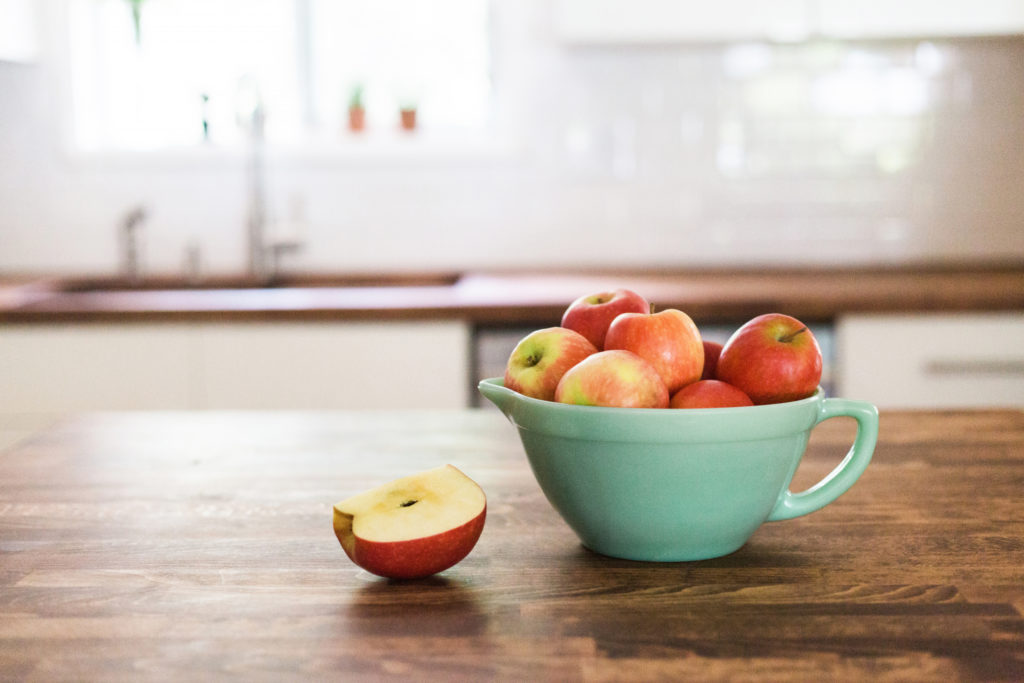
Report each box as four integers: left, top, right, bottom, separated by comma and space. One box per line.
1, 407, 1022, 680
1, 265, 1022, 324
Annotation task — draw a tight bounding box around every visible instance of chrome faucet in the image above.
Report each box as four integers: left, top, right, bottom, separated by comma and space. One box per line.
119, 206, 146, 283
245, 99, 270, 282
243, 97, 302, 285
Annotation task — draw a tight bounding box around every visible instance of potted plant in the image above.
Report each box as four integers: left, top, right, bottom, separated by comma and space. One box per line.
399, 101, 417, 132
347, 84, 365, 132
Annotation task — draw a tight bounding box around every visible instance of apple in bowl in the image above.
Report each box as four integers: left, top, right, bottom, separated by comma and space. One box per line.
716, 313, 823, 404
603, 307, 704, 395
504, 327, 598, 402
670, 379, 754, 409
554, 349, 669, 409
332, 465, 486, 580
560, 288, 649, 349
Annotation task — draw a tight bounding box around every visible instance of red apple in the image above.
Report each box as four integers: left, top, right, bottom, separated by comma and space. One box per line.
560, 288, 649, 349
504, 327, 598, 401
716, 313, 823, 405
332, 464, 487, 580
554, 350, 669, 408
701, 340, 723, 380
670, 379, 754, 409
603, 308, 704, 394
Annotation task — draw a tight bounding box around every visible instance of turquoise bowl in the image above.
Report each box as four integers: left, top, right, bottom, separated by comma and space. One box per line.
478, 377, 878, 562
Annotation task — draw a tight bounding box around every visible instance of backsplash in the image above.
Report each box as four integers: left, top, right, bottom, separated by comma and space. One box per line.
0, 2, 1022, 275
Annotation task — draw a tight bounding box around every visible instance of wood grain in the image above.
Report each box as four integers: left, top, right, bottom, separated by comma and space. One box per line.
0, 409, 1022, 681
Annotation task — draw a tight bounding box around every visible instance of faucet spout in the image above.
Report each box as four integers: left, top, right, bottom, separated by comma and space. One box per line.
119, 206, 147, 283
244, 98, 304, 285
245, 100, 269, 282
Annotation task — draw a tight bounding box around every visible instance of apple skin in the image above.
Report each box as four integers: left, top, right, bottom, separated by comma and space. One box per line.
332, 465, 487, 580
554, 349, 669, 408
669, 379, 754, 409
701, 340, 723, 380
560, 288, 649, 349
334, 512, 486, 581
716, 313, 823, 405
603, 308, 704, 395
504, 327, 598, 401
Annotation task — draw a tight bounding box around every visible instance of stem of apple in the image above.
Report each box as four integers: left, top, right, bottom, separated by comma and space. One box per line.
400, 499, 418, 508
779, 326, 808, 344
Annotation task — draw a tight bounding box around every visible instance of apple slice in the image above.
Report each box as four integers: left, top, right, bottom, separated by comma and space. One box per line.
332, 465, 486, 580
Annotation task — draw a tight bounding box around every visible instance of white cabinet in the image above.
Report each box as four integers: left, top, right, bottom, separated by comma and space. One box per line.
554, 0, 1024, 44
835, 313, 1024, 409
817, 0, 1024, 39
0, 0, 37, 63
0, 323, 200, 413
197, 322, 469, 410
0, 321, 470, 416
554, 0, 810, 44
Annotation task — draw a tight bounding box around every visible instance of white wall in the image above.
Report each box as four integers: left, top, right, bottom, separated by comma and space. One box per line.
2, 2, 1023, 277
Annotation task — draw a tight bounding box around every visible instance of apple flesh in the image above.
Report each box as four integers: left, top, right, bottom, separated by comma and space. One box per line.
560, 288, 649, 349
603, 308, 704, 394
716, 313, 823, 405
669, 379, 754, 409
554, 349, 669, 408
332, 465, 486, 580
504, 327, 598, 401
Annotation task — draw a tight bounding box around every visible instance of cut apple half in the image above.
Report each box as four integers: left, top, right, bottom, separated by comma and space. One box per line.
332, 464, 487, 580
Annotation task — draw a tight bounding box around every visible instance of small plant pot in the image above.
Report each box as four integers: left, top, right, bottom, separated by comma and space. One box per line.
400, 108, 417, 131
348, 106, 365, 132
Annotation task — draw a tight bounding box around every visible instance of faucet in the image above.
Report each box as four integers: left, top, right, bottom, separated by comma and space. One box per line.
119, 206, 146, 283
245, 99, 269, 282
243, 97, 302, 285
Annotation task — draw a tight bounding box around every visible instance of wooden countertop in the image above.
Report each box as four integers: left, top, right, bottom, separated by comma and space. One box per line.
1, 408, 1022, 680
1, 265, 1022, 324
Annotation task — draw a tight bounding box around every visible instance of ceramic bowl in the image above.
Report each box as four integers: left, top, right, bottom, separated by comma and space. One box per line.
478, 377, 878, 562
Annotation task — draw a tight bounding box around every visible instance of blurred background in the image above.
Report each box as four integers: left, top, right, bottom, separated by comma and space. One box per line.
1, 0, 1022, 437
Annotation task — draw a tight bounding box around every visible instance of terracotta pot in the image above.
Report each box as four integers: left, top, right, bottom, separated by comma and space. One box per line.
348, 106, 365, 132
400, 108, 417, 131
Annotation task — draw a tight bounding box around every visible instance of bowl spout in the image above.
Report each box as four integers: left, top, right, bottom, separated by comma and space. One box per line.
477, 378, 517, 419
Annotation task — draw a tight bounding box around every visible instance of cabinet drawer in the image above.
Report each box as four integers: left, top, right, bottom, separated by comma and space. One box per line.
836, 313, 1024, 408
198, 321, 470, 410
0, 323, 198, 414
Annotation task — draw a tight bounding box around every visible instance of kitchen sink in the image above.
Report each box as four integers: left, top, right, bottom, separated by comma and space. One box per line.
54, 272, 462, 292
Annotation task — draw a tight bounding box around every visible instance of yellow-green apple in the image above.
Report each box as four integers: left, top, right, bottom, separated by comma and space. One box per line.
716, 313, 822, 404
560, 288, 649, 349
554, 349, 669, 408
504, 327, 598, 401
603, 308, 704, 394
701, 340, 723, 380
670, 379, 753, 409
332, 464, 486, 580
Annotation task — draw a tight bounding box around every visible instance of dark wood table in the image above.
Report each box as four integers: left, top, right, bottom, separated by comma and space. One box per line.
1, 408, 1022, 681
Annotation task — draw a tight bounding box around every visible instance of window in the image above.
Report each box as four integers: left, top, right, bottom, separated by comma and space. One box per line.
65, 0, 493, 151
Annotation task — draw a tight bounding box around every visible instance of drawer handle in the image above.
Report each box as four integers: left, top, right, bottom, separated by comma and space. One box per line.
924, 359, 1024, 376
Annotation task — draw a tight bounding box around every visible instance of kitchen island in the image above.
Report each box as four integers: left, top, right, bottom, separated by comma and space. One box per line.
1, 407, 1021, 681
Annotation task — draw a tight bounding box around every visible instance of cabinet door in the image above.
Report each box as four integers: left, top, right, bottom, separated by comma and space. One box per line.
817, 0, 1024, 38
835, 313, 1024, 408
0, 0, 37, 63
554, 0, 809, 43
197, 321, 470, 410
0, 323, 199, 414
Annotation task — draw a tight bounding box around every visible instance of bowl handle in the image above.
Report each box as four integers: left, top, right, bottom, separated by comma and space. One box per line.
766, 398, 879, 521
